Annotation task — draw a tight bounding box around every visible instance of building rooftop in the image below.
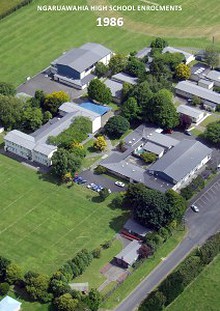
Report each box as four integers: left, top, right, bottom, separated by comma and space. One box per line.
70, 282, 89, 292
148, 140, 212, 183
175, 81, 220, 105
51, 42, 112, 73
206, 70, 220, 83
104, 79, 123, 98
34, 143, 57, 156
112, 72, 138, 85
4, 130, 35, 150
115, 240, 141, 266
59, 102, 100, 119
198, 78, 214, 86
143, 142, 164, 155
124, 219, 151, 237
0, 296, 21, 311
136, 47, 152, 59
177, 104, 204, 119
145, 132, 179, 149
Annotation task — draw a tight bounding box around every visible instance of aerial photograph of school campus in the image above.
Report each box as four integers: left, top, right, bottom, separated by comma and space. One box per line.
0, 0, 220, 310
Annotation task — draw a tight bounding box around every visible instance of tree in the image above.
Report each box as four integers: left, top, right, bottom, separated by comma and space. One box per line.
121, 82, 134, 102
138, 244, 152, 259
43, 111, 52, 123
125, 57, 146, 78
43, 91, 70, 115
165, 189, 187, 223
5, 263, 23, 284
99, 188, 110, 201
0, 95, 24, 129
95, 62, 108, 78
150, 57, 172, 80
121, 97, 140, 122
94, 165, 107, 175
0, 82, 16, 96
93, 136, 107, 151
63, 172, 72, 183
70, 141, 86, 158
49, 278, 71, 297
139, 290, 166, 311
125, 183, 168, 230
175, 63, 191, 80
87, 79, 112, 104
25, 273, 51, 302
52, 149, 81, 178
108, 54, 127, 75
140, 152, 157, 163
22, 106, 43, 131
205, 45, 220, 69
83, 289, 102, 311
191, 96, 202, 106
203, 120, 220, 145
54, 293, 79, 311
0, 282, 10, 295
104, 115, 130, 138
147, 89, 179, 129
0, 256, 11, 281
179, 114, 192, 129
150, 37, 168, 49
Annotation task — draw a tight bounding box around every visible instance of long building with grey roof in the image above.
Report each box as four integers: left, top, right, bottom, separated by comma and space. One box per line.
51, 42, 113, 89
4, 102, 102, 167
148, 140, 212, 190
175, 81, 220, 107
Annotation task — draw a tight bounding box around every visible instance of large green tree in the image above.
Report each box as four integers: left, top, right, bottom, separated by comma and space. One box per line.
95, 62, 108, 78
22, 106, 43, 131
5, 263, 23, 285
175, 63, 191, 80
0, 95, 25, 129
43, 91, 70, 115
108, 54, 127, 75
121, 97, 140, 122
205, 45, 220, 69
52, 148, 81, 178
203, 120, 220, 145
54, 293, 79, 311
125, 56, 146, 78
147, 89, 179, 129
87, 79, 112, 104
104, 115, 130, 138
25, 272, 51, 302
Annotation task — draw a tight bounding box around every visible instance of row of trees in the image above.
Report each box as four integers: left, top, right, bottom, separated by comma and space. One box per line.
0, 249, 102, 311
139, 232, 220, 311
0, 86, 69, 131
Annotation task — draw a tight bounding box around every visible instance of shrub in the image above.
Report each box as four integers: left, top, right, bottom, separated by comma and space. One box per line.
92, 248, 102, 259
94, 165, 107, 175
0, 282, 10, 295
101, 240, 112, 249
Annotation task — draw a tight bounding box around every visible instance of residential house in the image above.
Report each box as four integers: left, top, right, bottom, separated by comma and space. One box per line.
123, 219, 151, 239
111, 72, 138, 85
114, 240, 141, 268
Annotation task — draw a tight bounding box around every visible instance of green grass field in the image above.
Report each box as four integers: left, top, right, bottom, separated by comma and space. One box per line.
0, 0, 219, 86
167, 254, 220, 311
0, 153, 129, 274
0, 0, 22, 15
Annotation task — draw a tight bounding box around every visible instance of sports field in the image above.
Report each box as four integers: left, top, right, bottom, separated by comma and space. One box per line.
0, 0, 219, 86
167, 254, 220, 311
0, 154, 128, 274
0, 0, 22, 15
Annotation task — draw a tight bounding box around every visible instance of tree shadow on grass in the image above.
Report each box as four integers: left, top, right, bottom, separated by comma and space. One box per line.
91, 195, 103, 203
108, 211, 130, 233
37, 170, 62, 186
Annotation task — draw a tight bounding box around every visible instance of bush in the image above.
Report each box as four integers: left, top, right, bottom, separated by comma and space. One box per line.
101, 240, 112, 249
94, 165, 107, 175
92, 248, 102, 259
0, 282, 10, 295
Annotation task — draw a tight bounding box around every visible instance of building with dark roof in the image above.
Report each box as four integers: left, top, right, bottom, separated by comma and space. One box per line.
148, 140, 212, 190
51, 43, 113, 89
114, 240, 141, 268
123, 219, 151, 239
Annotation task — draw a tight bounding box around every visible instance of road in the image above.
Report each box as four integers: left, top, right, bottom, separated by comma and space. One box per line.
115, 174, 220, 311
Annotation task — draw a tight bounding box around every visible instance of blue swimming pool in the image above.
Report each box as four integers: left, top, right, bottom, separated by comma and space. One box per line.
80, 101, 111, 116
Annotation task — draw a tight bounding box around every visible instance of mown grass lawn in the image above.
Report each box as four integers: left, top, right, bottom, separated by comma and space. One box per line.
0, 154, 129, 274
102, 227, 186, 310
166, 254, 220, 311
0, 0, 219, 86
200, 114, 220, 127
73, 239, 123, 289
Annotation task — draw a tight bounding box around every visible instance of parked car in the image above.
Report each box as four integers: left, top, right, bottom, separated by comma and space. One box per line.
162, 129, 173, 134
115, 181, 125, 187
184, 130, 192, 136
191, 204, 199, 213
74, 176, 87, 184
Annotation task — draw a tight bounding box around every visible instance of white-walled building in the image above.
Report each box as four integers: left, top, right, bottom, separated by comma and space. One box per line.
177, 105, 205, 123
51, 43, 113, 89
0, 296, 21, 311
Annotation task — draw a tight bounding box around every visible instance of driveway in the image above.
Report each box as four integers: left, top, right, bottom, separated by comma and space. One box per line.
114, 174, 220, 311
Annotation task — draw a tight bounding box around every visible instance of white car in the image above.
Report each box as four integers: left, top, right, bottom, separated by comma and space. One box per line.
191, 204, 199, 213
115, 181, 125, 188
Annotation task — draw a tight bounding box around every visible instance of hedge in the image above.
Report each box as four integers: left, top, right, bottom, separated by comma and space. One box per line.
0, 0, 34, 20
